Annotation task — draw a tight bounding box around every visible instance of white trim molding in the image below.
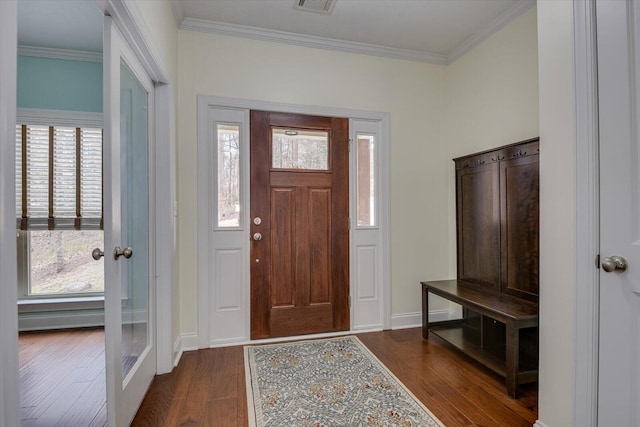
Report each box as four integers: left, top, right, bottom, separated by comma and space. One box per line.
391, 310, 460, 330
0, 2, 19, 425
534, 421, 551, 427
179, 0, 533, 65
573, 0, 600, 426
180, 18, 447, 64
17, 108, 103, 128
98, 0, 171, 84
172, 333, 199, 368
17, 45, 102, 63
170, 0, 185, 27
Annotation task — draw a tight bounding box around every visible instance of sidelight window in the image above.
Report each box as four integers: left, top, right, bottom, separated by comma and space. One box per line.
217, 124, 241, 228
356, 134, 376, 227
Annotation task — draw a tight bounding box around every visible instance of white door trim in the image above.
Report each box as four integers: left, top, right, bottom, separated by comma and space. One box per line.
572, 0, 600, 426
99, 0, 176, 375
197, 96, 391, 347
0, 1, 19, 425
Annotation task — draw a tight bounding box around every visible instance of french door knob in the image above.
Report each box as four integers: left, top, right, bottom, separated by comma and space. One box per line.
92, 248, 104, 260
253, 232, 262, 241
601, 255, 628, 273
114, 246, 133, 260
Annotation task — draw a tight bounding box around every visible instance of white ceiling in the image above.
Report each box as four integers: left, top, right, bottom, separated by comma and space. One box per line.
18, 0, 103, 53
173, 0, 535, 63
15, 0, 535, 64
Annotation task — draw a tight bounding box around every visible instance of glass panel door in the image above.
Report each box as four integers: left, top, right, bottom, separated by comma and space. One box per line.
103, 16, 155, 426
119, 61, 150, 380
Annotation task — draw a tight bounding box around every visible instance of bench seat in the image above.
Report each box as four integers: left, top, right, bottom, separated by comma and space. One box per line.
421, 279, 539, 398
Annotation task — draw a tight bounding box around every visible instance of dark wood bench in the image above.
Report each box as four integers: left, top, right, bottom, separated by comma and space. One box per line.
421, 279, 539, 398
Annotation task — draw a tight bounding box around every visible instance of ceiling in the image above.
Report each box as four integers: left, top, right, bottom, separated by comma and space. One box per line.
16, 0, 535, 65
173, 0, 535, 63
18, 0, 103, 53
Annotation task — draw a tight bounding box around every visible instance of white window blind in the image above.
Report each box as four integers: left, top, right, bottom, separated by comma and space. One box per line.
16, 124, 103, 230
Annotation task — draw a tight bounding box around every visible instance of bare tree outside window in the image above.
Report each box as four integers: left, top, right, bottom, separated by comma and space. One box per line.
272, 128, 329, 170
217, 124, 240, 227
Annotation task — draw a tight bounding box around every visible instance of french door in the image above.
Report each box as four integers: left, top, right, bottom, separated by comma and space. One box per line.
103, 16, 155, 426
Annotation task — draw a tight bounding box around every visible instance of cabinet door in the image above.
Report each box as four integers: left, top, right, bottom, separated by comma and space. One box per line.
500, 154, 539, 301
456, 162, 500, 290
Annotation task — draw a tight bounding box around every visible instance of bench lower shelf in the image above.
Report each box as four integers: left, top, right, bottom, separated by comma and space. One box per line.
428, 322, 538, 385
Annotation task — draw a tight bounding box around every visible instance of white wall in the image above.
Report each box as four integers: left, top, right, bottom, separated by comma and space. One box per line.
537, 1, 576, 426
444, 7, 539, 301
176, 31, 451, 334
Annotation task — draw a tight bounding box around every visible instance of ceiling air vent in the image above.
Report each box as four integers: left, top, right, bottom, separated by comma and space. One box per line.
293, 0, 336, 15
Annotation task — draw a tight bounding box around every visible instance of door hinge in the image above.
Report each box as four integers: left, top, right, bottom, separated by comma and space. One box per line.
348, 217, 351, 230
348, 295, 351, 308
348, 138, 353, 152
595, 254, 600, 269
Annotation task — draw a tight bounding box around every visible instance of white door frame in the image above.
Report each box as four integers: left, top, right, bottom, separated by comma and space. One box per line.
0, 1, 176, 423
196, 96, 392, 348
0, 1, 19, 425
572, 0, 599, 426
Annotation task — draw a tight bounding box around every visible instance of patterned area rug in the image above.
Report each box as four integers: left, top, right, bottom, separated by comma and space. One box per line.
244, 336, 445, 427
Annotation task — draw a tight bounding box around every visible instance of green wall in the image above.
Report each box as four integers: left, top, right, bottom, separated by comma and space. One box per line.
17, 56, 102, 112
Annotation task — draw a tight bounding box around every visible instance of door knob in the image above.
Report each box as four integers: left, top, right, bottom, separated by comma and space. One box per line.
92, 248, 104, 260
253, 232, 262, 241
601, 255, 628, 273
114, 246, 133, 260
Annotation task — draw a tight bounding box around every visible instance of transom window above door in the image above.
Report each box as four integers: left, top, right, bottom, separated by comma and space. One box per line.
271, 128, 329, 170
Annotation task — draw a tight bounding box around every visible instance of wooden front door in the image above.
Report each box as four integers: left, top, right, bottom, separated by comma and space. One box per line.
250, 111, 349, 339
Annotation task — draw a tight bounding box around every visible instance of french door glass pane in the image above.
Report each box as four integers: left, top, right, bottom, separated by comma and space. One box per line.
120, 61, 149, 379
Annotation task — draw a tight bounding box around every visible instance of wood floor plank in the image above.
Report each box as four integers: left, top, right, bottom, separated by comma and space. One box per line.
19, 328, 106, 427
132, 328, 537, 426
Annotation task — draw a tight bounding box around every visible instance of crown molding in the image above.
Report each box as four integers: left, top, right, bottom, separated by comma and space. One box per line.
180, 18, 448, 64
179, 0, 534, 65
170, 0, 185, 27
17, 45, 102, 63
446, 0, 536, 64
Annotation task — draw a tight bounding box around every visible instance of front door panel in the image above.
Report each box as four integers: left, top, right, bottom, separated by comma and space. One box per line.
250, 111, 349, 339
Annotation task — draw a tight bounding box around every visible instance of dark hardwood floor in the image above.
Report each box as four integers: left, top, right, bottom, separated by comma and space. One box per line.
132, 328, 538, 426
19, 328, 107, 427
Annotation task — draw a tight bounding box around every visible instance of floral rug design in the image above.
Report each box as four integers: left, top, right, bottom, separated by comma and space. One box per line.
244, 336, 445, 427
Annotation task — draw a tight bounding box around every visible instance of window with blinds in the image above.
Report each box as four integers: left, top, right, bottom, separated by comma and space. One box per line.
16, 124, 103, 230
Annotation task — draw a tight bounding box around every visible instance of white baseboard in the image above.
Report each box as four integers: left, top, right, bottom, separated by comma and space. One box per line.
391, 309, 460, 330
173, 333, 199, 367
18, 308, 148, 332
176, 310, 454, 358
173, 335, 183, 367
181, 333, 199, 351
18, 310, 104, 331
534, 421, 550, 427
